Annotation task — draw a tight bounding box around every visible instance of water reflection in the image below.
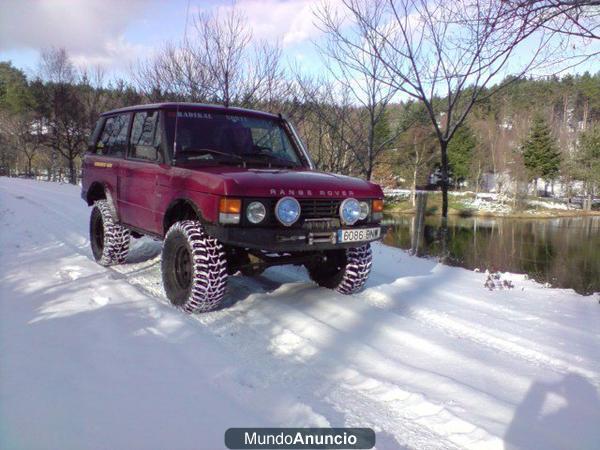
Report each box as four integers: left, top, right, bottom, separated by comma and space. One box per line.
382, 214, 600, 295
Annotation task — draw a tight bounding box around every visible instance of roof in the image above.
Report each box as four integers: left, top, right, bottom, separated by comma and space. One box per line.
101, 102, 280, 120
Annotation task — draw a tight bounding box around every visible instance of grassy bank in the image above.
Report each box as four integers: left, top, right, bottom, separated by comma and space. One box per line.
384, 192, 600, 218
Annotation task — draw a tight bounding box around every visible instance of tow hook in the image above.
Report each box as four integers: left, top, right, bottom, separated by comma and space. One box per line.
308, 232, 336, 245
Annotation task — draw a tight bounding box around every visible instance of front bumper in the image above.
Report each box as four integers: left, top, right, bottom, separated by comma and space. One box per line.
204, 224, 384, 251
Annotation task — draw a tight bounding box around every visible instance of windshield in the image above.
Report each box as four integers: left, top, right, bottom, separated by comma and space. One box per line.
164, 110, 303, 168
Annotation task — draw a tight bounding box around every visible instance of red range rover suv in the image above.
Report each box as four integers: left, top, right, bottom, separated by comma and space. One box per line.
82, 103, 384, 312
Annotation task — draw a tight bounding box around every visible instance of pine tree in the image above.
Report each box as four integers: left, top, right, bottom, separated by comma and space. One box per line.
447, 124, 477, 189
521, 115, 561, 194
574, 125, 600, 210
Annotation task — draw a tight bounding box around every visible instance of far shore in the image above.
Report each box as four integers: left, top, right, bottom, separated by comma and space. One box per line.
384, 190, 600, 219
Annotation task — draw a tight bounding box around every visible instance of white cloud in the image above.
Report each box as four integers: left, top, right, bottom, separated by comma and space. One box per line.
0, 0, 347, 74
70, 37, 150, 72
0, 0, 149, 70
206, 0, 345, 47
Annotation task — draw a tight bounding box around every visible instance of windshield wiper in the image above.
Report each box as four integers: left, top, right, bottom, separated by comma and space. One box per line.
244, 152, 299, 168
178, 148, 244, 162
178, 147, 298, 168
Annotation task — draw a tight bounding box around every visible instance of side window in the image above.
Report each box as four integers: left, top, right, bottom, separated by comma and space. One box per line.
129, 111, 160, 161
96, 113, 130, 157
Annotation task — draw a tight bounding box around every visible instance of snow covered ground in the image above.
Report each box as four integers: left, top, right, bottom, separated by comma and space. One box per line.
1, 177, 599, 450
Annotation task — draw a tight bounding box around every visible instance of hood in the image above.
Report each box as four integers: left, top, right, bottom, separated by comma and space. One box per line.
177, 167, 383, 199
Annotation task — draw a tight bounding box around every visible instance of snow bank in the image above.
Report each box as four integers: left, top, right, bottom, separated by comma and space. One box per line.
383, 188, 412, 198
1, 178, 599, 450
527, 199, 572, 210
462, 195, 512, 214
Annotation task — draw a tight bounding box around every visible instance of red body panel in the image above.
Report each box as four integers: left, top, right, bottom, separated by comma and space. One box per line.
84, 160, 383, 234
81, 103, 384, 238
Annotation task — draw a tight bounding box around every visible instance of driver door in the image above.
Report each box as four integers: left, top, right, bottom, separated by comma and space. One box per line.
118, 110, 163, 233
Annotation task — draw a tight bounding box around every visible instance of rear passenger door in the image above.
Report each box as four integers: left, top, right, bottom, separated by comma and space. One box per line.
118, 110, 164, 233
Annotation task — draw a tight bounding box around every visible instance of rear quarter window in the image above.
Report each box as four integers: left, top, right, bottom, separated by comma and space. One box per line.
129, 111, 161, 162
94, 113, 131, 157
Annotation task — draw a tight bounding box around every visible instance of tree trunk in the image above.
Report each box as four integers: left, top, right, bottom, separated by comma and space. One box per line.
585, 193, 592, 211
68, 157, 76, 185
411, 192, 428, 256
474, 161, 481, 196
440, 141, 449, 218
411, 166, 418, 207
582, 98, 589, 130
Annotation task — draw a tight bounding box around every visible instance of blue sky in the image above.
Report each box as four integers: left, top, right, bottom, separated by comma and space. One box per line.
0, 0, 597, 85
0, 0, 327, 79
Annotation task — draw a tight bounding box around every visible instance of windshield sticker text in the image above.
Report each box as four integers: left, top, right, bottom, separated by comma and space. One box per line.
177, 111, 212, 119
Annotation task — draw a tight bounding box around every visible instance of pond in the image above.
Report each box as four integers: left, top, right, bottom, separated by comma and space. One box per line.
382, 214, 600, 295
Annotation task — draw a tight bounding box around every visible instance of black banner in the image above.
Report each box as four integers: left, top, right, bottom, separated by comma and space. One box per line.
224, 428, 375, 449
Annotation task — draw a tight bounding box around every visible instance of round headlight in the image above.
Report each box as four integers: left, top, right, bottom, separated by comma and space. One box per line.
340, 198, 361, 225
275, 196, 301, 226
247, 201, 266, 224
359, 201, 370, 220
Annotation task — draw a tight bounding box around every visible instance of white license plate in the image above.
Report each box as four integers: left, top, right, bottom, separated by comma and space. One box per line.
337, 227, 381, 243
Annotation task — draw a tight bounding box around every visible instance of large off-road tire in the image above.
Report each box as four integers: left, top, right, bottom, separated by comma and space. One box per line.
306, 244, 373, 294
161, 220, 228, 313
90, 200, 130, 266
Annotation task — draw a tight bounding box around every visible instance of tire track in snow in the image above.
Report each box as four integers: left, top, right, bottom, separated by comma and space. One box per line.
361, 278, 600, 384
442, 290, 597, 344
407, 307, 600, 384
327, 369, 504, 450
108, 256, 506, 449
200, 287, 510, 448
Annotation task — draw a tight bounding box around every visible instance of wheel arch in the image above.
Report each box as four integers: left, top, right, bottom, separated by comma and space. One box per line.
86, 182, 119, 221
162, 198, 206, 236
86, 181, 106, 205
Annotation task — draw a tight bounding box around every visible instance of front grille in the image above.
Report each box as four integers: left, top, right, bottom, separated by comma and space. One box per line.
299, 199, 341, 219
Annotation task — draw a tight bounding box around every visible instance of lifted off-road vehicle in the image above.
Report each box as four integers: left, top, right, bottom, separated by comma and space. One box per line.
82, 103, 384, 312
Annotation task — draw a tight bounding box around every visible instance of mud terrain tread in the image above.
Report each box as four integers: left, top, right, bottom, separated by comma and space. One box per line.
307, 243, 373, 294
93, 200, 130, 266
163, 221, 228, 313
336, 244, 373, 294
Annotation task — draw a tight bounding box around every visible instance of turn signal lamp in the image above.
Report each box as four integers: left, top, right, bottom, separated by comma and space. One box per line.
219, 198, 242, 224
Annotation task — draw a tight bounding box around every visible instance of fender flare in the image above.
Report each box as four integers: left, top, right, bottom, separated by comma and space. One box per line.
87, 182, 119, 221
162, 198, 207, 236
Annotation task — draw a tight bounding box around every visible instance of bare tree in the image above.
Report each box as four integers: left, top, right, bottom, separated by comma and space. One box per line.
0, 111, 41, 176
134, 5, 289, 109
192, 7, 251, 106
36, 48, 87, 184
332, 0, 586, 219
313, 0, 402, 180
79, 66, 111, 128
394, 107, 437, 204
293, 77, 362, 175
506, 1, 600, 41
134, 40, 208, 102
